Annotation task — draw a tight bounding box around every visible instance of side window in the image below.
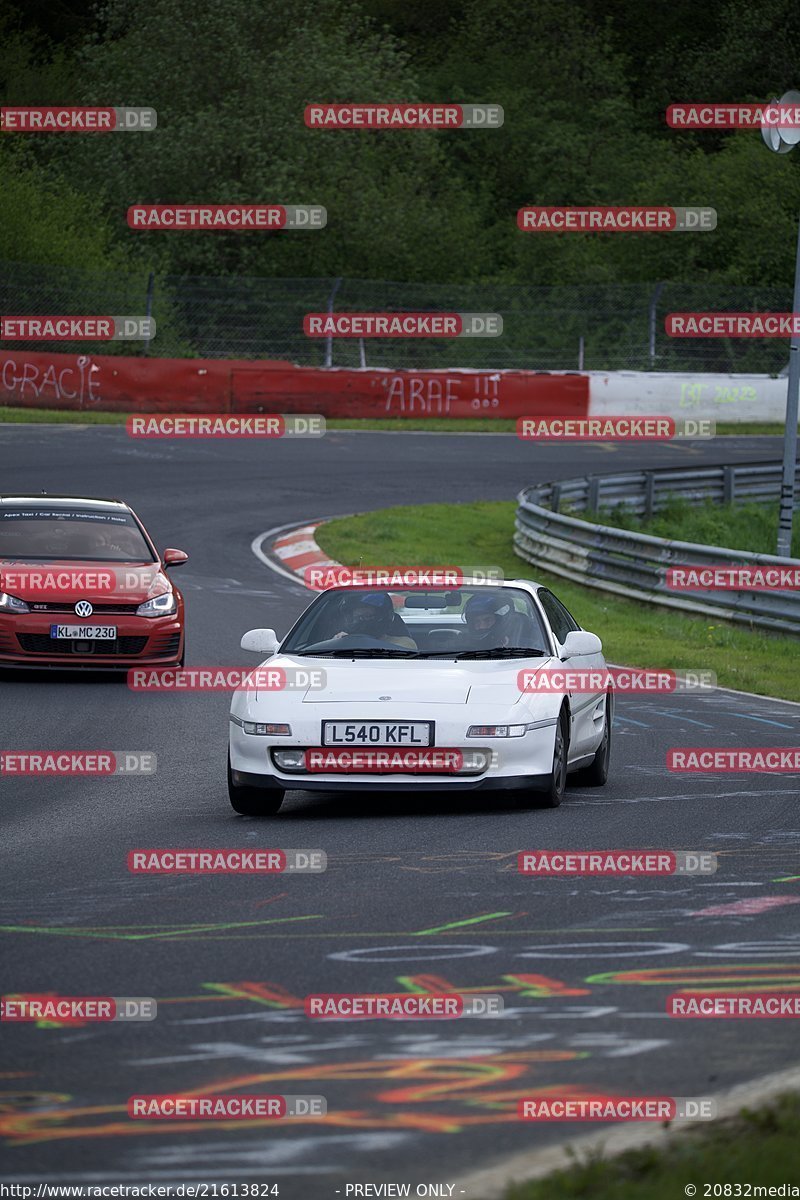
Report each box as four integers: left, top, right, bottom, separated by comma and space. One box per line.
537, 589, 580, 644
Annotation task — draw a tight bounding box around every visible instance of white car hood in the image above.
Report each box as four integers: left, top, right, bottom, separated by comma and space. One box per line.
256, 655, 557, 705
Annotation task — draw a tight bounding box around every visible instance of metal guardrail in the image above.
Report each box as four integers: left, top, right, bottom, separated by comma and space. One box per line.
514, 461, 800, 636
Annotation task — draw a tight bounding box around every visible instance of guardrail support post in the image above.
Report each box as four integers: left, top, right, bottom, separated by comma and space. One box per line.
644, 471, 655, 520
551, 483, 561, 512
723, 465, 734, 505
588, 477, 600, 512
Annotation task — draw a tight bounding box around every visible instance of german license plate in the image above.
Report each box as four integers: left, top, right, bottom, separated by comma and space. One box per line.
50, 625, 117, 640
322, 721, 432, 747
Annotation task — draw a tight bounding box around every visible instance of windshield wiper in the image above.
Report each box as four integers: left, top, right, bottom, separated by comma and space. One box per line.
454, 646, 548, 660
293, 646, 419, 658
411, 650, 466, 658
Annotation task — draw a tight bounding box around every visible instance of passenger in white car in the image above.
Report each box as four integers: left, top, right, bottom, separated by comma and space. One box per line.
331, 591, 418, 650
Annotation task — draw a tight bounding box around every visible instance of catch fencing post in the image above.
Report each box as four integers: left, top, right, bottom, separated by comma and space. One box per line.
142, 271, 155, 356
324, 277, 342, 369
648, 282, 664, 367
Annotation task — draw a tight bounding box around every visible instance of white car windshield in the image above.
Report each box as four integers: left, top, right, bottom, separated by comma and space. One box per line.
282, 586, 550, 658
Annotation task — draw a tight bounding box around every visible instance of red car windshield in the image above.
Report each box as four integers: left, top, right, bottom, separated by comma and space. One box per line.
0, 508, 156, 563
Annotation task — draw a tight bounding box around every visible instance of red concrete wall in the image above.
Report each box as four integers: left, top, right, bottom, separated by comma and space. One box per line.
0, 350, 589, 418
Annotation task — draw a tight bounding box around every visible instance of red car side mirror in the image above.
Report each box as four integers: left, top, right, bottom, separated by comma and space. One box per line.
163, 548, 189, 568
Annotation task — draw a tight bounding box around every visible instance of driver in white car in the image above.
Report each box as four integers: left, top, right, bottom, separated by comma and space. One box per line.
463, 592, 516, 647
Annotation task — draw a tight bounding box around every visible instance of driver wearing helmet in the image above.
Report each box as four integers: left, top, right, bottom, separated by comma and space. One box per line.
463, 591, 514, 647
332, 591, 417, 649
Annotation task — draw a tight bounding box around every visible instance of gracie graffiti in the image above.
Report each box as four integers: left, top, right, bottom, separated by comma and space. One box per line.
0, 355, 100, 406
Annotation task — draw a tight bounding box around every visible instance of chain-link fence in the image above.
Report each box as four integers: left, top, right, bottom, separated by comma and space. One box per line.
0, 260, 792, 373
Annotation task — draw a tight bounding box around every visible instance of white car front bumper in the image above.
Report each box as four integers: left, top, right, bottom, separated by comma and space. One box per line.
229, 707, 560, 793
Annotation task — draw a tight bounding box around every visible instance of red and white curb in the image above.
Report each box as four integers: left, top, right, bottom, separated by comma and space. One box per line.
251, 519, 342, 590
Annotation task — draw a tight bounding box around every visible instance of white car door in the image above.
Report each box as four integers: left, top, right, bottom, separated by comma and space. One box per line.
537, 588, 606, 759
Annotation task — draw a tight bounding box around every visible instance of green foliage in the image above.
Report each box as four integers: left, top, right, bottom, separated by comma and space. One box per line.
10, 0, 486, 280
0, 141, 129, 271
3, 0, 800, 285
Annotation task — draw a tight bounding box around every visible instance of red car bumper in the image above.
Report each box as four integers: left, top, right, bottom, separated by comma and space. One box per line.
0, 610, 184, 669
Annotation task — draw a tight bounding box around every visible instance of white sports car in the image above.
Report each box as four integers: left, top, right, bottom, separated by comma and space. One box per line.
228, 580, 612, 815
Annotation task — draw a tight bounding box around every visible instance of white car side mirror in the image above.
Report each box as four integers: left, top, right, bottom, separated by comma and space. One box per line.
560, 630, 602, 658
240, 628, 280, 655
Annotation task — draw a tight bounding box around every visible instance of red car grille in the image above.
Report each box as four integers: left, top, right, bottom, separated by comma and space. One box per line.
27, 602, 142, 614
149, 632, 182, 656
17, 634, 149, 656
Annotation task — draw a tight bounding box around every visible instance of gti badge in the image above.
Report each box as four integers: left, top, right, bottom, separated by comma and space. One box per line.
75, 600, 94, 618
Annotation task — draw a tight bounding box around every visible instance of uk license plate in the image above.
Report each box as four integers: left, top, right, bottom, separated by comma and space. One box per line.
322, 721, 432, 746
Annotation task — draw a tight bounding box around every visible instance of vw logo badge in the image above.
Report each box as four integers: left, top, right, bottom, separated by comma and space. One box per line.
75, 600, 94, 618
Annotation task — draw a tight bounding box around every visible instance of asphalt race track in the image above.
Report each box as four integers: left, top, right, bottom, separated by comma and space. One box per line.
1, 426, 799, 1193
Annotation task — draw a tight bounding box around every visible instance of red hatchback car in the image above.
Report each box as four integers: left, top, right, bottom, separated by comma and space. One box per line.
0, 495, 187, 669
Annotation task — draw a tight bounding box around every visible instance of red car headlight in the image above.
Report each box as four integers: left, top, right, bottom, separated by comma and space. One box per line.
0, 592, 30, 614
136, 591, 177, 618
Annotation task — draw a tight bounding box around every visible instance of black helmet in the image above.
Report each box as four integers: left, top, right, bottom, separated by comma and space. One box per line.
464, 591, 512, 633
340, 591, 394, 635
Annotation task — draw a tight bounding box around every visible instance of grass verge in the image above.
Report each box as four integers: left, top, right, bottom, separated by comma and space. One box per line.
503, 1093, 800, 1200
316, 500, 800, 700
0, 405, 791, 435
586, 497, 800, 559
0, 406, 128, 424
